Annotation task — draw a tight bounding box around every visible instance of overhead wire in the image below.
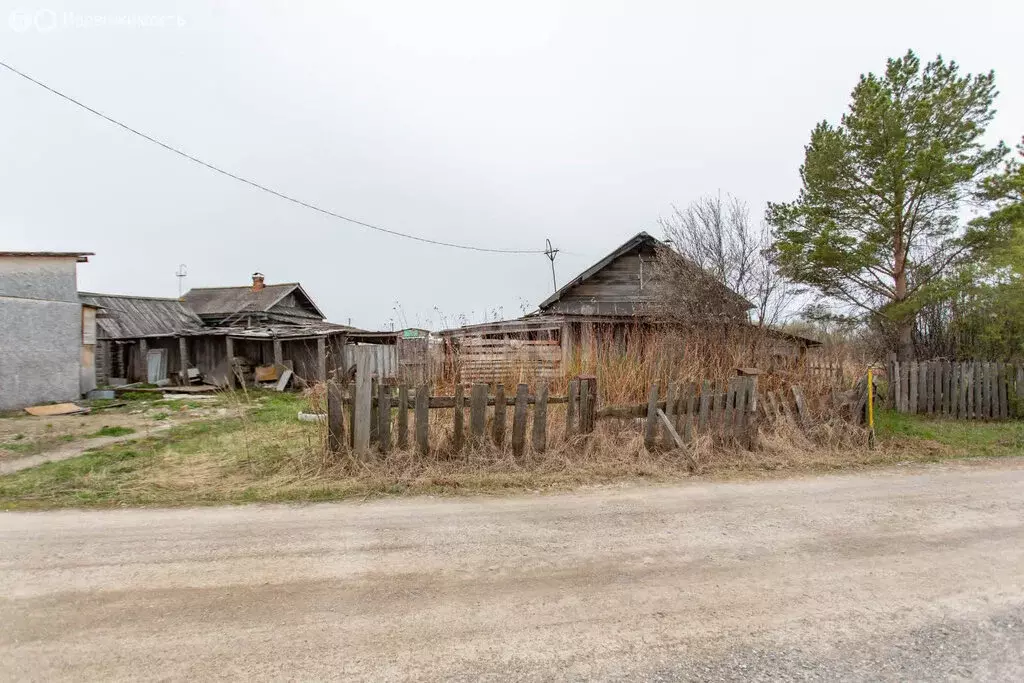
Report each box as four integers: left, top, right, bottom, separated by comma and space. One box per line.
0, 59, 548, 255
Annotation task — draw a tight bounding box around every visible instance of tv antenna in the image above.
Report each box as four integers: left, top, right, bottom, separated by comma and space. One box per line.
175, 264, 188, 297
544, 239, 559, 292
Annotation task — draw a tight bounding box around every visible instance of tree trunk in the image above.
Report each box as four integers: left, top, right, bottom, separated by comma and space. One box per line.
897, 318, 915, 361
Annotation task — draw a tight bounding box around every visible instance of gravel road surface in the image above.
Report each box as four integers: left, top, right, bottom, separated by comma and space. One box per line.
2, 459, 1024, 681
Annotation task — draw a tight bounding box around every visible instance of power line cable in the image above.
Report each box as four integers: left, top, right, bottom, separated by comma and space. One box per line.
0, 59, 547, 255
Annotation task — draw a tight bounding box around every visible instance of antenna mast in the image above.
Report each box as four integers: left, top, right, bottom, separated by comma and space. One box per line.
544, 239, 559, 292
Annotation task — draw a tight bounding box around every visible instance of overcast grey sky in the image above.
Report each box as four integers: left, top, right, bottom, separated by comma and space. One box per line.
2, 1, 1022, 330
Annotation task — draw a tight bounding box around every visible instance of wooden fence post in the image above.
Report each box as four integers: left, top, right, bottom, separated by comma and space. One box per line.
511, 384, 528, 457
452, 384, 464, 452
662, 381, 679, 449
353, 361, 373, 457
346, 382, 356, 448
900, 362, 910, 413
532, 385, 549, 453
909, 361, 918, 414
369, 379, 379, 446
734, 378, 748, 445
377, 383, 391, 453
396, 384, 409, 450
698, 380, 711, 431
998, 362, 1009, 419
1017, 365, 1024, 419
415, 384, 429, 455
578, 376, 596, 434
724, 379, 737, 431
644, 382, 660, 451
791, 385, 807, 425
469, 383, 487, 447
327, 380, 344, 453
968, 363, 976, 419
683, 382, 697, 445
565, 378, 579, 439
493, 384, 506, 447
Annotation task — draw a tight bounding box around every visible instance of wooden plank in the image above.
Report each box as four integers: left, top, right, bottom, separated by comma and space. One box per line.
396, 384, 409, 449
224, 337, 235, 390
984, 362, 994, 419
657, 409, 685, 449
377, 384, 391, 453
900, 362, 910, 413
724, 379, 737, 430
511, 384, 529, 456
936, 362, 945, 416
791, 385, 807, 424
353, 354, 373, 457
698, 380, 711, 431
492, 384, 506, 447
909, 361, 918, 414
369, 379, 379, 446
327, 381, 344, 453
316, 336, 327, 383
662, 381, 679, 449
580, 377, 596, 434
532, 385, 549, 453
919, 361, 928, 415
734, 377, 748, 444
452, 384, 465, 452
469, 383, 487, 446
957, 363, 966, 419
683, 382, 697, 444
1017, 365, 1024, 419
273, 339, 283, 367
927, 362, 936, 415
644, 382, 660, 451
565, 379, 579, 439
998, 362, 1008, 419
709, 381, 721, 426
967, 363, 976, 419
415, 384, 429, 455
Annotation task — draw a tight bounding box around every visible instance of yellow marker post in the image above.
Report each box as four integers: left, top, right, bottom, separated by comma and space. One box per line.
866, 368, 875, 449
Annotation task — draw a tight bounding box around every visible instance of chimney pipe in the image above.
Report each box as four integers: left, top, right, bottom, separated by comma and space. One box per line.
252, 272, 265, 291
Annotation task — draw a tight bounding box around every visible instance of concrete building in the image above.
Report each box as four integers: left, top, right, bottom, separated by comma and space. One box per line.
0, 251, 93, 411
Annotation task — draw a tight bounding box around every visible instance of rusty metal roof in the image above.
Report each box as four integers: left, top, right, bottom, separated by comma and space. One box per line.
79, 292, 203, 339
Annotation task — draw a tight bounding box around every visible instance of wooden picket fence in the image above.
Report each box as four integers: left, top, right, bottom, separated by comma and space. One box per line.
326, 377, 599, 457
324, 373, 804, 457
887, 359, 1024, 419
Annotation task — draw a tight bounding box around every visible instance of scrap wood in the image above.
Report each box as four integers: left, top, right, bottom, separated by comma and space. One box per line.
24, 403, 91, 416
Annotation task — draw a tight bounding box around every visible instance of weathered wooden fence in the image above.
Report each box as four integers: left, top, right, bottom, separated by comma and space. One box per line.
325, 373, 793, 457
327, 376, 600, 457
887, 359, 1023, 419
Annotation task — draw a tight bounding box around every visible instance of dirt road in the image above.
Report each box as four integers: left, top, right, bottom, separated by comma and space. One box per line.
2, 459, 1024, 681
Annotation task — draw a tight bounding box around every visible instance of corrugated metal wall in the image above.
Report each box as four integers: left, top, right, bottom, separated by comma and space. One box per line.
341, 344, 399, 380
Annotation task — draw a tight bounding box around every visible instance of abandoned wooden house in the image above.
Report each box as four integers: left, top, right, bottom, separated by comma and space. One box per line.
440, 232, 819, 382
82, 273, 430, 388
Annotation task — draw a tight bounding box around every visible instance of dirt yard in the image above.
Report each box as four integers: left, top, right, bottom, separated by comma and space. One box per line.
0, 394, 232, 474
2, 458, 1022, 681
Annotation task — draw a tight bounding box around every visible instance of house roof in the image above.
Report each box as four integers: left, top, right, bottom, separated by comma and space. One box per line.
79, 292, 203, 339
0, 251, 93, 262
182, 282, 325, 321
538, 231, 752, 313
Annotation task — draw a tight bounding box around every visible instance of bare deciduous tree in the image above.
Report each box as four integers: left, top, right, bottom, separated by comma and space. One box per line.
659, 193, 798, 327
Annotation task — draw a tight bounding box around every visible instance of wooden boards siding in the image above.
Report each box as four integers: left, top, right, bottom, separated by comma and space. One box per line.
456, 336, 561, 384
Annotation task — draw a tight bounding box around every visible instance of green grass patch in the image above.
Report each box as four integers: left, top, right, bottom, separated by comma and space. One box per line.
875, 410, 1024, 457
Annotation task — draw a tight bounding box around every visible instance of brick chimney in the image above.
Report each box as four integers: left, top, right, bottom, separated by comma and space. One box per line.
252, 272, 265, 291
